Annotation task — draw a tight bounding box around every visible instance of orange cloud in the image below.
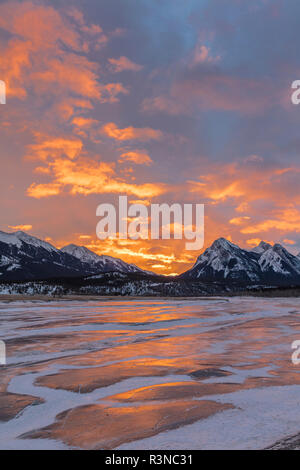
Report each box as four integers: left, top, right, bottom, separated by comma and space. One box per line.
0, 1, 83, 98
27, 156, 166, 199
129, 200, 151, 206
101, 122, 163, 142
0, 2, 82, 51
72, 117, 99, 127
283, 238, 296, 245
241, 208, 300, 234
108, 56, 143, 73
85, 240, 193, 266
26, 136, 83, 161
229, 216, 251, 225
27, 182, 61, 198
31, 55, 128, 102
8, 224, 32, 231
56, 98, 93, 120
101, 82, 129, 102
246, 238, 275, 247
118, 151, 153, 165
50, 236, 194, 275
0, 1, 127, 105
246, 238, 263, 247
235, 202, 250, 213
188, 162, 300, 206
189, 179, 245, 201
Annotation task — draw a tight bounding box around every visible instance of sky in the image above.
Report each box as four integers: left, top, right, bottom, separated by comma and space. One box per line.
1, 0, 300, 275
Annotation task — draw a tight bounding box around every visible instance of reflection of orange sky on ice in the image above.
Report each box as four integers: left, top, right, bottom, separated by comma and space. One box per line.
23, 398, 233, 449
3, 298, 300, 448
1, 1, 300, 274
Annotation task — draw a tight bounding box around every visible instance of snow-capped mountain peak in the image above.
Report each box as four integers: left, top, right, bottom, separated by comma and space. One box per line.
259, 243, 300, 276
251, 241, 272, 254
185, 237, 261, 282
210, 237, 239, 252
0, 230, 58, 253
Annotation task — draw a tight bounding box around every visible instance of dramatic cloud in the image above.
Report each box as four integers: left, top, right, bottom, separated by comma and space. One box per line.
118, 151, 153, 165
2, 0, 300, 273
72, 117, 99, 128
26, 136, 83, 161
0, 1, 128, 106
229, 217, 251, 226
8, 224, 33, 231
241, 208, 300, 235
101, 123, 163, 142
27, 153, 166, 198
188, 162, 300, 206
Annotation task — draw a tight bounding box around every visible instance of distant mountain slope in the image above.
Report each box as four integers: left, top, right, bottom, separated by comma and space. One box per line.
251, 241, 272, 254
61, 244, 148, 274
0, 231, 150, 281
258, 244, 300, 279
0, 231, 90, 281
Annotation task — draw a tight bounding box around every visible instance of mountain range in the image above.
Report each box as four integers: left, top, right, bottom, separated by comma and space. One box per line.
0, 231, 147, 281
181, 237, 300, 285
1, 230, 300, 289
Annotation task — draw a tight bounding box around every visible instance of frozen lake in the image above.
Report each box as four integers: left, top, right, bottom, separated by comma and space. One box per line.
0, 297, 300, 449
